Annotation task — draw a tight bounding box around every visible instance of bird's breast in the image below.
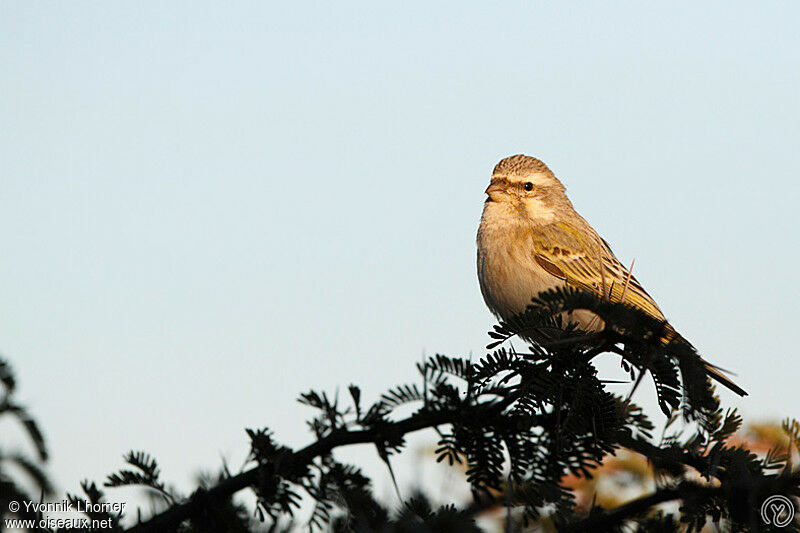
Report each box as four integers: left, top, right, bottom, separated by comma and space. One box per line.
477, 214, 564, 320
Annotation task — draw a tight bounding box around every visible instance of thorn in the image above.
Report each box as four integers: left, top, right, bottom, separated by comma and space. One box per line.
377, 445, 402, 501
623, 366, 648, 413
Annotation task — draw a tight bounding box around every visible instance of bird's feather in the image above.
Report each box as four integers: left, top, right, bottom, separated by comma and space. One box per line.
528, 222, 748, 396
530, 221, 665, 321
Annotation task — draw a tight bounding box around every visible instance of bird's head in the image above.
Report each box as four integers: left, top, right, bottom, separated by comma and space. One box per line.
483, 154, 569, 222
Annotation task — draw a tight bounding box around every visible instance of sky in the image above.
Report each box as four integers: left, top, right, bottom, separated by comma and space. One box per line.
2, 0, 799, 523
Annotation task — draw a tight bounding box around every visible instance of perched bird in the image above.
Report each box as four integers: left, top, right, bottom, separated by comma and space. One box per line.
477, 154, 746, 396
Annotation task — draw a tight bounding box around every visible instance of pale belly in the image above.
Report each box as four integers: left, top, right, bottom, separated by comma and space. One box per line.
477, 242, 602, 334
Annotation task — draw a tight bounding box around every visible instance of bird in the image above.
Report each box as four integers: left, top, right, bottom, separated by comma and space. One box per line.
476, 154, 747, 397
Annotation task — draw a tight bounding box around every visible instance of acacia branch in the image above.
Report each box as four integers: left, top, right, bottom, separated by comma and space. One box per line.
562, 470, 800, 532
560, 482, 710, 533
123, 397, 718, 531
126, 401, 549, 532
616, 433, 717, 479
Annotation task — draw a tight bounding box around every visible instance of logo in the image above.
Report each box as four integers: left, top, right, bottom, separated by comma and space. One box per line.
761, 495, 795, 528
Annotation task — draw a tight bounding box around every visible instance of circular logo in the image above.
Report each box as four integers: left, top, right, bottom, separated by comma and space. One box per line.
761, 495, 795, 528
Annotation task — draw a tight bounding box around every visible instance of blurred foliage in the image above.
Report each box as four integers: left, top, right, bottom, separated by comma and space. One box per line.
465, 417, 800, 531
0, 356, 52, 524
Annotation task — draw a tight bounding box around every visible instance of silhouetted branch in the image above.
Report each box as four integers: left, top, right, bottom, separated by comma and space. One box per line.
563, 471, 800, 532
127, 403, 550, 532
561, 483, 704, 532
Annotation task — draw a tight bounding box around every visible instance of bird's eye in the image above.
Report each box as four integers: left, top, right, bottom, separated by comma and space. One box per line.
523, 182, 534, 191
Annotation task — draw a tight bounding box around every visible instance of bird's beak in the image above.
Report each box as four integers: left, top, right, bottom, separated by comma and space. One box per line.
484, 178, 508, 202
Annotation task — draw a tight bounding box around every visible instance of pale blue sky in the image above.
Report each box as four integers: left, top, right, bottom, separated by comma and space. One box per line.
2, 0, 799, 515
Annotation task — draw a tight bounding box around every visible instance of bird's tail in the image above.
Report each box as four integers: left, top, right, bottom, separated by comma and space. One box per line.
662, 324, 748, 397
703, 361, 748, 397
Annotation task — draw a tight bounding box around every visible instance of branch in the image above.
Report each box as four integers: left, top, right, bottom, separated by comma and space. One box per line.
616, 433, 715, 480
562, 470, 800, 532
126, 401, 549, 532
560, 482, 709, 533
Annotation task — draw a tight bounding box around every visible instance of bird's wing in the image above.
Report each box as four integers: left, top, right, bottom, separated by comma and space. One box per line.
530, 221, 665, 321
530, 223, 747, 396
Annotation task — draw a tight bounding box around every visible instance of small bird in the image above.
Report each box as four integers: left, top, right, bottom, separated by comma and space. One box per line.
477, 154, 746, 396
